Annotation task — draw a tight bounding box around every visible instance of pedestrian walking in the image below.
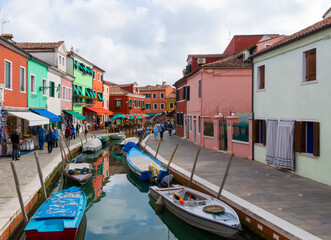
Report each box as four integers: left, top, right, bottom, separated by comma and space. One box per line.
76, 123, 80, 136
37, 126, 46, 150
45, 128, 55, 153
167, 122, 173, 136
154, 124, 159, 139
84, 122, 88, 136
10, 128, 20, 161
159, 123, 165, 140
53, 127, 59, 147
65, 125, 72, 145
71, 124, 76, 140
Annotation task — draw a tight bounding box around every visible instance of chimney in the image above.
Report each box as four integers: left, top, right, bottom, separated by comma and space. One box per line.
1, 34, 14, 42
162, 81, 166, 86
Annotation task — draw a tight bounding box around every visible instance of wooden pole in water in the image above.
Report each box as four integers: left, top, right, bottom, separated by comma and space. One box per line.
10, 162, 29, 225
217, 154, 234, 199
58, 139, 67, 170
154, 138, 162, 159
188, 149, 201, 188
60, 130, 73, 158
143, 132, 152, 152
79, 135, 83, 146
166, 144, 179, 170
34, 151, 47, 200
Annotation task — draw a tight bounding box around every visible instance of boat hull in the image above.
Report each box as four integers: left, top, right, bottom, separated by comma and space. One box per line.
109, 133, 126, 140
149, 186, 240, 238
25, 228, 77, 240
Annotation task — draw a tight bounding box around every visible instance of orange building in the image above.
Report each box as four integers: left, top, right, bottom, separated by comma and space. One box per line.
139, 81, 175, 117
92, 66, 104, 108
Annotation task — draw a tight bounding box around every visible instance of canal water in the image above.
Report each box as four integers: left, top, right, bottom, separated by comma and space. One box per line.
21, 140, 263, 240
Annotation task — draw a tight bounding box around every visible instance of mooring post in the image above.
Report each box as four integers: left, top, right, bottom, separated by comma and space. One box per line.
34, 152, 47, 200
154, 138, 162, 159
142, 132, 152, 152
188, 149, 201, 188
58, 139, 68, 170
60, 130, 73, 158
155, 196, 164, 214
10, 162, 29, 225
166, 144, 179, 170
79, 135, 83, 146
217, 154, 234, 199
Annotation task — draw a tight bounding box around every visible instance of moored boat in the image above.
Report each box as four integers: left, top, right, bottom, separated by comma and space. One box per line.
120, 137, 139, 146
24, 186, 87, 240
82, 138, 102, 152
109, 132, 126, 140
65, 163, 93, 185
149, 185, 242, 238
126, 148, 168, 182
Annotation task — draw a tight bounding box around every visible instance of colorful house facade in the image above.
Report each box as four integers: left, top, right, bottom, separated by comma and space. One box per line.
251, 14, 331, 185
165, 92, 176, 112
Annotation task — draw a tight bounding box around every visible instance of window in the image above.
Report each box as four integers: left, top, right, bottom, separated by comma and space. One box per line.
258, 65, 265, 89
160, 92, 164, 99
138, 100, 141, 107
114, 99, 122, 108
62, 57, 65, 66
59, 55, 61, 65
176, 90, 179, 101
58, 84, 61, 98
186, 86, 190, 101
254, 119, 266, 145
68, 88, 71, 100
176, 113, 179, 125
63, 86, 66, 99
145, 93, 151, 98
180, 113, 184, 126
190, 116, 192, 131
98, 73, 100, 81
42, 79, 47, 96
49, 81, 55, 97
183, 86, 186, 99
20, 67, 25, 92
198, 80, 201, 98
129, 99, 132, 107
133, 99, 137, 107
152, 93, 157, 99
169, 102, 174, 109
204, 122, 214, 137
160, 103, 165, 109
142, 101, 145, 108
106, 100, 109, 108
303, 48, 316, 82
146, 103, 151, 110
101, 75, 103, 81
5, 60, 12, 89
295, 121, 319, 156
107, 87, 109, 93
198, 116, 200, 134
153, 103, 158, 110
30, 75, 36, 94
135, 87, 139, 93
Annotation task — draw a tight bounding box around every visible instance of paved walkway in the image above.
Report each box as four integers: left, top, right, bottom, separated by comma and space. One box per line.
147, 134, 331, 240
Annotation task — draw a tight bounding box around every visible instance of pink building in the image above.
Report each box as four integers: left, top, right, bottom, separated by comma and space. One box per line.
62, 73, 75, 126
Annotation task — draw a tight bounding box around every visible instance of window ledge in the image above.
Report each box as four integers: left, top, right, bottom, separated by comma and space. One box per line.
256, 89, 265, 92
232, 140, 249, 144
203, 135, 214, 139
299, 152, 318, 159
255, 143, 265, 147
301, 80, 318, 86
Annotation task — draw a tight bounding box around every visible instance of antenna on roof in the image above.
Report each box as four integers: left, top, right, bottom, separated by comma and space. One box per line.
227, 31, 231, 41
1, 19, 9, 34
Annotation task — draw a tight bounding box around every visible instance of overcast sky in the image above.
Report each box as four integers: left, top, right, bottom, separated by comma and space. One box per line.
0, 0, 329, 86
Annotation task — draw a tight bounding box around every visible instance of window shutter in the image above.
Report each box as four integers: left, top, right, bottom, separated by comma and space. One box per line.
294, 121, 305, 152
313, 122, 320, 156
259, 65, 265, 89
253, 120, 259, 143
187, 86, 190, 101
262, 120, 266, 145
308, 49, 316, 81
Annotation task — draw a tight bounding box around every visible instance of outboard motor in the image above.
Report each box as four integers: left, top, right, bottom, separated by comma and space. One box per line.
158, 174, 173, 188
148, 163, 159, 184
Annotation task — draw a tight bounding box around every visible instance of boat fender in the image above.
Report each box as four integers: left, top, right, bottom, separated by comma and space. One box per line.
173, 192, 182, 200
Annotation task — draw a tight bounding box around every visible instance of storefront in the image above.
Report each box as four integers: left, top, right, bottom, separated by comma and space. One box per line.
83, 107, 113, 128
31, 109, 61, 130
63, 110, 86, 129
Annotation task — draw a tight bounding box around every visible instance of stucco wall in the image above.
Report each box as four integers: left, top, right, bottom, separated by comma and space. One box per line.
47, 71, 62, 115
253, 28, 331, 185
61, 77, 72, 111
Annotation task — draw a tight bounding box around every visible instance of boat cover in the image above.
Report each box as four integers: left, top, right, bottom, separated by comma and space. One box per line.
123, 142, 141, 153
34, 187, 82, 220
82, 138, 102, 152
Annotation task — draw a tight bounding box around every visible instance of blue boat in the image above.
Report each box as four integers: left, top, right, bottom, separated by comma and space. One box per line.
126, 148, 168, 182
24, 186, 87, 240
122, 142, 141, 153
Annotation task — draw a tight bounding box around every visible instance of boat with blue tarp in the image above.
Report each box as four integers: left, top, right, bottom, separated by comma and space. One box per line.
126, 148, 168, 182
24, 186, 87, 240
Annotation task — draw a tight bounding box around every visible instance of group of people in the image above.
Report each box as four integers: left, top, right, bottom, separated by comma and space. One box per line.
153, 120, 174, 140
36, 126, 59, 154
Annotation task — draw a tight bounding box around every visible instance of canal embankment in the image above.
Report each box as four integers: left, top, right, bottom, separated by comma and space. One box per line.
142, 134, 331, 240
0, 131, 108, 240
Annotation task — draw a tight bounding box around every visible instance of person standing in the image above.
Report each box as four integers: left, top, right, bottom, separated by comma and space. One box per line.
76, 123, 80, 136
167, 122, 173, 136
71, 124, 76, 140
53, 127, 59, 147
45, 128, 55, 153
10, 128, 20, 161
65, 125, 72, 145
84, 122, 88, 136
37, 126, 46, 150
159, 123, 165, 140
153, 124, 159, 140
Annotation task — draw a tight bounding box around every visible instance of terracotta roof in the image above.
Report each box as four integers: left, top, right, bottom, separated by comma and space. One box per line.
118, 83, 135, 87
16, 41, 64, 50
165, 92, 176, 99
202, 51, 251, 69
103, 80, 117, 86
253, 16, 331, 58
139, 84, 172, 91
323, 7, 331, 19
109, 85, 130, 95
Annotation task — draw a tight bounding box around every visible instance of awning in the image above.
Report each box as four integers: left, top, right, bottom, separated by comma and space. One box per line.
85, 88, 91, 98
8, 111, 49, 126
146, 113, 162, 116
64, 110, 86, 120
123, 114, 134, 119
133, 114, 142, 119
84, 107, 114, 116
31, 109, 61, 122
73, 85, 79, 95
110, 114, 126, 120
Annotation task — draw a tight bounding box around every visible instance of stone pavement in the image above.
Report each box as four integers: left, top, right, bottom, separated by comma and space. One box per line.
147, 133, 331, 240
0, 130, 107, 238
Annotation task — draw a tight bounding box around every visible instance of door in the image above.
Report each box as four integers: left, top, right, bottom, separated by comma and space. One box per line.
219, 120, 227, 151
193, 118, 196, 143
185, 116, 189, 139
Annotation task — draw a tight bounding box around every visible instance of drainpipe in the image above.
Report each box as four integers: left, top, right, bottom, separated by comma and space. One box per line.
251, 61, 255, 161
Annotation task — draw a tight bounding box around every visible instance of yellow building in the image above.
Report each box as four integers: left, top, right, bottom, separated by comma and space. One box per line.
165, 92, 176, 112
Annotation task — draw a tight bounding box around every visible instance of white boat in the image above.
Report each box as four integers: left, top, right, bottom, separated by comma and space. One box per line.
109, 132, 126, 140
65, 163, 93, 184
120, 137, 139, 146
82, 138, 102, 152
149, 185, 242, 238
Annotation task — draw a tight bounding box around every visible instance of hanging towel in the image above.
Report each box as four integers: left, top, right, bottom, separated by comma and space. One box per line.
265, 119, 278, 164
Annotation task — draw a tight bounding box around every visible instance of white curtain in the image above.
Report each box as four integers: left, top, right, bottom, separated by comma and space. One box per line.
265, 119, 278, 164
274, 120, 295, 170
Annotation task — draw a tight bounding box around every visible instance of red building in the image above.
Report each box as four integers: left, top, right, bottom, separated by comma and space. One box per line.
109, 82, 145, 115
173, 78, 187, 138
